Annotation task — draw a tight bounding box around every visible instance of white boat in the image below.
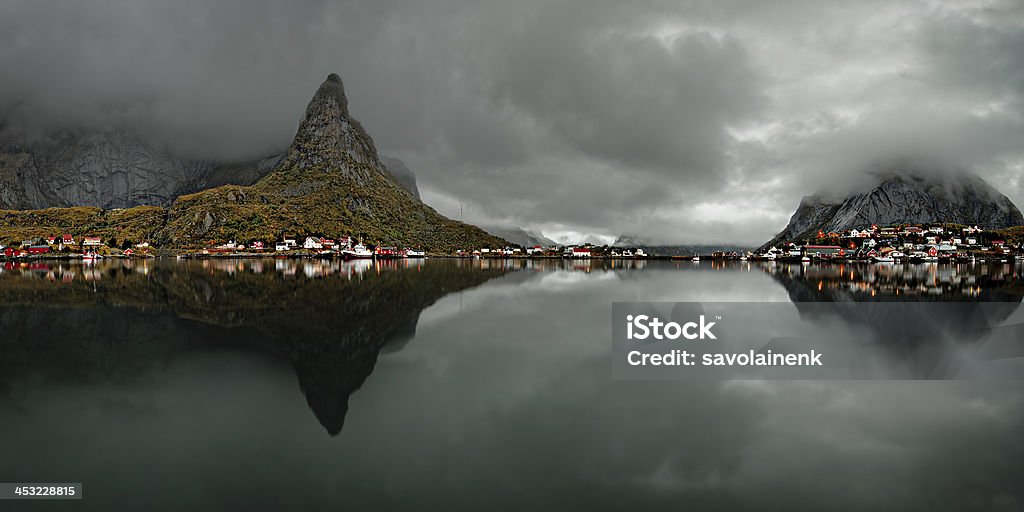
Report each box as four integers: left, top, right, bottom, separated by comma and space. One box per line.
405, 249, 426, 258
692, 255, 700, 262
909, 251, 937, 262
342, 243, 373, 259
873, 255, 895, 263
890, 251, 905, 260
82, 251, 103, 261
801, 256, 811, 262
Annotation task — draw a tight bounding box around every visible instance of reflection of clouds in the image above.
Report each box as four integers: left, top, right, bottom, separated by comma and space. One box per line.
369, 268, 1024, 508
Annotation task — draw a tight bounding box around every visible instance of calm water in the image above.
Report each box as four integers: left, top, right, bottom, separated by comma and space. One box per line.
2, 258, 1024, 511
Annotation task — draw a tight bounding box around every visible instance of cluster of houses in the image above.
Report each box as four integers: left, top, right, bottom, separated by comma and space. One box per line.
1, 234, 152, 259
456, 244, 648, 259
203, 235, 425, 259
758, 224, 1020, 263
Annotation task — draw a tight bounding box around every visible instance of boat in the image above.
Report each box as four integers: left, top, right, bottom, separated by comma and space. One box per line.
692, 255, 700, 262
801, 256, 811, 263
890, 251, 905, 260
342, 243, 373, 259
82, 251, 104, 261
873, 255, 895, 263
405, 249, 426, 258
908, 251, 938, 263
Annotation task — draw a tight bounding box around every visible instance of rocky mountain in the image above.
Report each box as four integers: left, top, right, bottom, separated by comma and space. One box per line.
0, 73, 505, 252
762, 163, 1024, 249
482, 226, 556, 247
380, 156, 420, 199
158, 73, 505, 251
0, 119, 416, 212
0, 125, 284, 210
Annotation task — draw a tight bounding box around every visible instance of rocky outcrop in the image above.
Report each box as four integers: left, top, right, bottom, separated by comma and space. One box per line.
762, 162, 1024, 249
275, 73, 379, 182
0, 127, 283, 210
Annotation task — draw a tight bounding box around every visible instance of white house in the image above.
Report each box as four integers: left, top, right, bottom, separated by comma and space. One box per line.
526, 246, 543, 255
275, 243, 291, 252
304, 237, 323, 250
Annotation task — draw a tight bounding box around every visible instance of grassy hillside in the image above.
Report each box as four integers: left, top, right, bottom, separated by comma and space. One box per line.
0, 206, 166, 247
157, 159, 505, 253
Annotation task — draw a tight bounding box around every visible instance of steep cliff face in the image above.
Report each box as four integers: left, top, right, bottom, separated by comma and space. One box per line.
159, 73, 505, 251
763, 165, 1024, 249
0, 127, 283, 210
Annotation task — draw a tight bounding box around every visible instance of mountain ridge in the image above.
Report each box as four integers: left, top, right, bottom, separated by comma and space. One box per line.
761, 163, 1024, 250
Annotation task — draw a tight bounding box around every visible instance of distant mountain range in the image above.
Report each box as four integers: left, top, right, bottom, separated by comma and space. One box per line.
481, 226, 556, 247
612, 235, 750, 256
761, 161, 1024, 250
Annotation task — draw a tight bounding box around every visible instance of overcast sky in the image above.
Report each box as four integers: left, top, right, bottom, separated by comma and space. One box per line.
2, 0, 1023, 244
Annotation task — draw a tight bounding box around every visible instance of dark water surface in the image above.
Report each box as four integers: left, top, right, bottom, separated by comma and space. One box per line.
2, 258, 1024, 511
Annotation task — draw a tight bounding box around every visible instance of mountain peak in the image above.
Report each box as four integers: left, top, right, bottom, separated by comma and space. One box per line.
278, 73, 380, 181
315, 73, 349, 116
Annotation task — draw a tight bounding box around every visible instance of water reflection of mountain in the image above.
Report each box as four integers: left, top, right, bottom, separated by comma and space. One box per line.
762, 262, 1024, 378
0, 259, 510, 435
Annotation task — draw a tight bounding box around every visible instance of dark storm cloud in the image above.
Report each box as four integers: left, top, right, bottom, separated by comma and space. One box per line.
1, 0, 1023, 244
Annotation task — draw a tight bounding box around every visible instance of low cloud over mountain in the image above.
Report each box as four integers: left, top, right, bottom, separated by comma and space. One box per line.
2, 0, 1023, 244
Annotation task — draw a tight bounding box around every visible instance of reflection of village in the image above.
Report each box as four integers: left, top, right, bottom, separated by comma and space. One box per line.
0, 256, 661, 283
5, 254, 1022, 298
762, 260, 1023, 299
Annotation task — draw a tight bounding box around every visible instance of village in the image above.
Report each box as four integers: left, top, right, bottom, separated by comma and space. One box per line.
1, 223, 1022, 263
756, 224, 1023, 263
0, 230, 658, 261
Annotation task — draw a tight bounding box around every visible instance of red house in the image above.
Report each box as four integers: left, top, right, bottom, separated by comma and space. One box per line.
27, 245, 51, 255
